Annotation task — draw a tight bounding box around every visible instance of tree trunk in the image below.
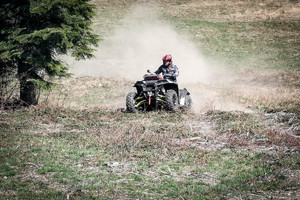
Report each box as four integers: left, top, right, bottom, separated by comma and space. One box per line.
18, 62, 37, 106
20, 76, 37, 106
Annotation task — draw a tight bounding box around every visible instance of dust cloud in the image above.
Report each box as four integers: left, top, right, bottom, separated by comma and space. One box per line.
69, 2, 212, 83
68, 2, 252, 113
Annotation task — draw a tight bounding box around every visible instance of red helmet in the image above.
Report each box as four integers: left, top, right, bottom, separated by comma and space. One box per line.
162, 54, 172, 67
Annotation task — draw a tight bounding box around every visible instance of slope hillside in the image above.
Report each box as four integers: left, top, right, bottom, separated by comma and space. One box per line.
0, 0, 299, 199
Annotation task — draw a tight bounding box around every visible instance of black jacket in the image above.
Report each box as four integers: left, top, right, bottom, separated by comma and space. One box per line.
154, 64, 179, 77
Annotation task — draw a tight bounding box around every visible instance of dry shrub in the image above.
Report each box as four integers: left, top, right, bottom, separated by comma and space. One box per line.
265, 129, 300, 147
223, 133, 252, 147
94, 123, 195, 161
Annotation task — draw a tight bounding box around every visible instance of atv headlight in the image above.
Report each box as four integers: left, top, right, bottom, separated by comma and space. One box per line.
147, 86, 154, 91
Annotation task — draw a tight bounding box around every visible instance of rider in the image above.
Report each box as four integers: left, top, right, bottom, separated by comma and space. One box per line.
154, 54, 179, 79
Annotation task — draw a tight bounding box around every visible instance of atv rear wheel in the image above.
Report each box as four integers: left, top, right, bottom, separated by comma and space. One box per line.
184, 95, 192, 109
166, 89, 179, 111
126, 92, 137, 113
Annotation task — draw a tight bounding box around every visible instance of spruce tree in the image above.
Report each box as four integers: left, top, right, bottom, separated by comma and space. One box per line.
0, 0, 99, 105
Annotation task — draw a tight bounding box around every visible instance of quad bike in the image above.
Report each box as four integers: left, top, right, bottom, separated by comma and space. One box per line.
126, 70, 192, 113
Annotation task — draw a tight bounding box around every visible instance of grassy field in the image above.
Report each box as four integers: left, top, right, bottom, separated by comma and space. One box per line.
160, 0, 300, 71
1, 105, 299, 199
1, 0, 300, 199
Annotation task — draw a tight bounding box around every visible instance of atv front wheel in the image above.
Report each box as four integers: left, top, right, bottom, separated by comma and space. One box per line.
126, 92, 137, 113
166, 89, 179, 111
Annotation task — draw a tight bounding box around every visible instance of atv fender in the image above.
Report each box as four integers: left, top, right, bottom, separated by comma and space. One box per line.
162, 83, 179, 95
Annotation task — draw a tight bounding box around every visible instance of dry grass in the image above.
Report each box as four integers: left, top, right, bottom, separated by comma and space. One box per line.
39, 76, 132, 109
183, 69, 300, 114
161, 0, 300, 22
229, 70, 300, 114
